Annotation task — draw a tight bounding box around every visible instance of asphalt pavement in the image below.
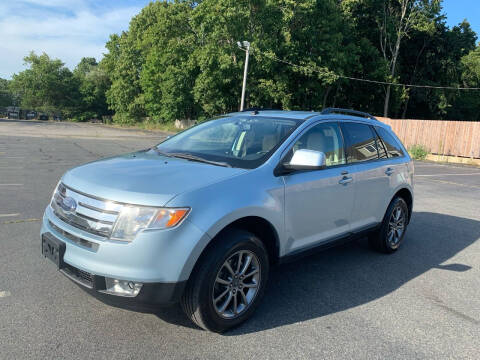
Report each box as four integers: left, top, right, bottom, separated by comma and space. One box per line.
0, 120, 479, 359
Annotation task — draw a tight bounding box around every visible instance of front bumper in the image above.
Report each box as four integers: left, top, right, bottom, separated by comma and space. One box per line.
40, 205, 209, 307
84, 280, 187, 310
42, 231, 187, 308
42, 205, 207, 282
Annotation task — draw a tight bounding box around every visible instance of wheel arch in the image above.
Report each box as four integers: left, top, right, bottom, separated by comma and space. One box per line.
185, 215, 281, 283
392, 187, 413, 223
215, 216, 281, 265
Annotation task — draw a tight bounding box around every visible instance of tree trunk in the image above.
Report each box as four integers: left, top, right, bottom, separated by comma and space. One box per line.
332, 84, 340, 108
384, 85, 391, 117
401, 92, 410, 119
322, 86, 332, 109
382, 0, 409, 118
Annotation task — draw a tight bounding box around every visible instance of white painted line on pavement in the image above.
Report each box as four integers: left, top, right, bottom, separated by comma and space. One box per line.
0, 213, 20, 218
422, 178, 480, 189
415, 173, 480, 177
0, 291, 11, 298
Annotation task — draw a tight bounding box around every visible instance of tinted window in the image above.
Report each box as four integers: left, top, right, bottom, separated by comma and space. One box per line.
375, 126, 405, 158
290, 122, 346, 167
340, 123, 379, 163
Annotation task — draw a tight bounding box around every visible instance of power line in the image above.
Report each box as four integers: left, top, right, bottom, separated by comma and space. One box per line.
240, 46, 480, 91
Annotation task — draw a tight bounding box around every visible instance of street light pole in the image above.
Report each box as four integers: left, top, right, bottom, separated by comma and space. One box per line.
237, 41, 250, 112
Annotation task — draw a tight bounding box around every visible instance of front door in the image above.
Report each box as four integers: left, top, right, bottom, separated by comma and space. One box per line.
283, 121, 354, 254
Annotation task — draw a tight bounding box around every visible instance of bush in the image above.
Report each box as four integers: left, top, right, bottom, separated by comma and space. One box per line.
112, 112, 138, 125
409, 144, 429, 160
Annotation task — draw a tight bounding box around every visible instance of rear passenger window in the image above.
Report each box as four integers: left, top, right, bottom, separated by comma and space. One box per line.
340, 123, 379, 163
375, 126, 405, 158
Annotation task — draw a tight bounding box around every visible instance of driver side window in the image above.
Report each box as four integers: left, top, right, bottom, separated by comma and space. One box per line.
291, 122, 346, 167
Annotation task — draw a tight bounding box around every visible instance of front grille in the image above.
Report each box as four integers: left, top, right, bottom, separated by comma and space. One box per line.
51, 183, 123, 238
48, 220, 99, 251
61, 263, 94, 288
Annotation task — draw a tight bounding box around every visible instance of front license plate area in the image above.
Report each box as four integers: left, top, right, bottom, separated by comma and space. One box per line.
42, 233, 65, 268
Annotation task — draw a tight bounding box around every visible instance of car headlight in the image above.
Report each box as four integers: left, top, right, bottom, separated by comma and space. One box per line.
110, 206, 190, 242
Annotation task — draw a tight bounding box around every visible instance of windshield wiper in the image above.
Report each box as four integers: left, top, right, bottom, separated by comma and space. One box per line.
151, 147, 231, 167
150, 147, 173, 157
167, 152, 232, 167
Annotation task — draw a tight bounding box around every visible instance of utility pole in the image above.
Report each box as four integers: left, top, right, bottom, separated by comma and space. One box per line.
237, 41, 250, 112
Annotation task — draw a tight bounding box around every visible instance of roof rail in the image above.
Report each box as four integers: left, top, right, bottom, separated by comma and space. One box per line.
321, 108, 378, 121
242, 107, 277, 112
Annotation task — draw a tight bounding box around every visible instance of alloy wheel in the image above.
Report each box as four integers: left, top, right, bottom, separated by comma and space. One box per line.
387, 205, 406, 247
212, 250, 261, 319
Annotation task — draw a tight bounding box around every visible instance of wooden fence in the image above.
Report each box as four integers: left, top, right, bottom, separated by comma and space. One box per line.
377, 117, 480, 159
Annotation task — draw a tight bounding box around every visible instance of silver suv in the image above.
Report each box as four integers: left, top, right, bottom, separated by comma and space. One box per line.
41, 108, 414, 332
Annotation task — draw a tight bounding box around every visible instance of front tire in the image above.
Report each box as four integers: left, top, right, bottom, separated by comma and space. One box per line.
369, 197, 409, 254
181, 229, 269, 332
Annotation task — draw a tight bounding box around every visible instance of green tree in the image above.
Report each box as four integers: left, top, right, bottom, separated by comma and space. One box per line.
342, 0, 441, 117
0, 78, 16, 107
462, 46, 480, 85
379, 0, 441, 117
102, 30, 147, 123
139, 1, 199, 121
102, 0, 368, 122
99, 0, 479, 122
10, 52, 79, 116
73, 57, 111, 121
456, 45, 480, 120
398, 19, 476, 119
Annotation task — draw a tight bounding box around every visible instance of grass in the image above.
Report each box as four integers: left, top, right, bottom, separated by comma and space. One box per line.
408, 144, 429, 160
104, 120, 180, 133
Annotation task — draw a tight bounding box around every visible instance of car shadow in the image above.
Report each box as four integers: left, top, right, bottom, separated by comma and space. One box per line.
154, 211, 479, 333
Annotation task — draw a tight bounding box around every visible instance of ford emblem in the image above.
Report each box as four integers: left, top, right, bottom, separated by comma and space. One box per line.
61, 196, 77, 213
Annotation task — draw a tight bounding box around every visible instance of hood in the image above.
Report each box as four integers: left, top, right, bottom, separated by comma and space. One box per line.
62, 150, 246, 206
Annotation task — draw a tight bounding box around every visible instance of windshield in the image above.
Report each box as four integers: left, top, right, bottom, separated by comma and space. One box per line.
155, 116, 302, 169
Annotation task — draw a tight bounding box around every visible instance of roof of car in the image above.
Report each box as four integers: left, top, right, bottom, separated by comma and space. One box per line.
229, 110, 321, 120
228, 110, 387, 127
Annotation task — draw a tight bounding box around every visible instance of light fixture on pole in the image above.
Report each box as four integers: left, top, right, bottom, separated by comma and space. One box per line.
237, 41, 250, 112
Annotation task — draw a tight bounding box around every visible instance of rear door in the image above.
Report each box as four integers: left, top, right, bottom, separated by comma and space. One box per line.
283, 121, 354, 253
340, 122, 389, 231
373, 125, 411, 209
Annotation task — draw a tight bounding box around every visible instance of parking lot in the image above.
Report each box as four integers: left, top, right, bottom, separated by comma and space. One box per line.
0, 120, 479, 359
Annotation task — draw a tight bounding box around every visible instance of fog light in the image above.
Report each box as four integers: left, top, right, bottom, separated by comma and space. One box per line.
102, 278, 143, 297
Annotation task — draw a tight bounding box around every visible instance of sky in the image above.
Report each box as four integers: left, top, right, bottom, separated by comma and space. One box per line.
443, 0, 480, 35
0, 0, 479, 79
0, 0, 151, 79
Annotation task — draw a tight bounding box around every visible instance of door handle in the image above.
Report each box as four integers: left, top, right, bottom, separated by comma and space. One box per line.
385, 167, 394, 176
339, 176, 353, 185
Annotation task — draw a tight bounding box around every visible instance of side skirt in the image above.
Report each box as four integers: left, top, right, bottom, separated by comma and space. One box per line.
278, 223, 380, 264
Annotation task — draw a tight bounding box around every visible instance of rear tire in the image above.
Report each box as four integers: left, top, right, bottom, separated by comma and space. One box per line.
181, 229, 269, 333
369, 197, 409, 254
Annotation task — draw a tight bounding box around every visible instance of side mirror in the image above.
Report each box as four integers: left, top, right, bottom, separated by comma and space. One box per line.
283, 149, 326, 172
